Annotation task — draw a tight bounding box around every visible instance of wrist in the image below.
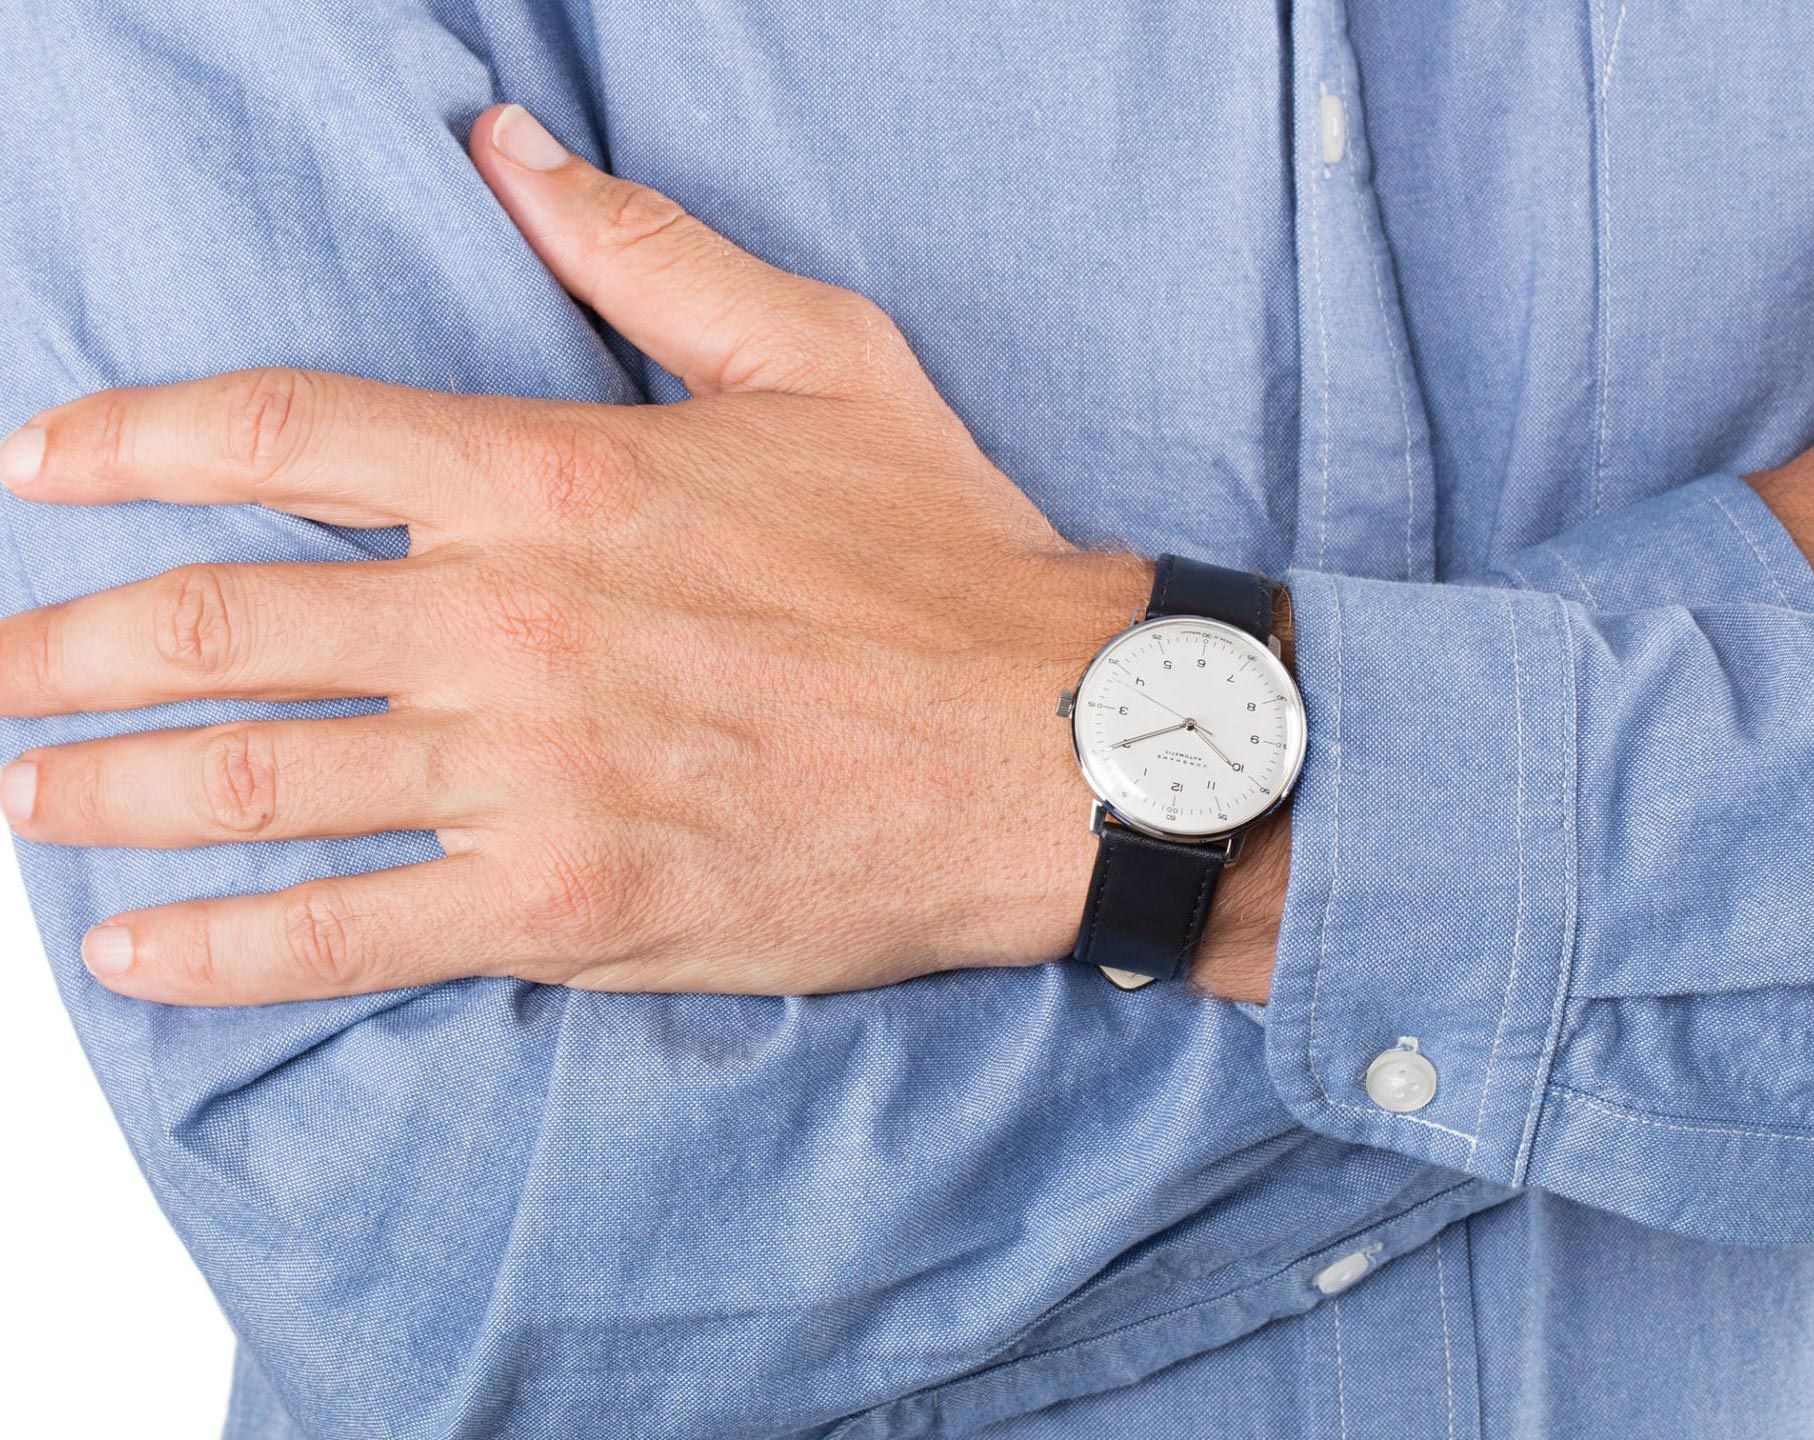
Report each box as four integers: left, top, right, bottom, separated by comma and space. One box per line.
974, 548, 1154, 964
983, 557, 1295, 994
1190, 584, 1294, 1001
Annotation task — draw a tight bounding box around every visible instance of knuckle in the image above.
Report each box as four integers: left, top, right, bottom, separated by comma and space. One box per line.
198, 724, 280, 836
161, 914, 222, 996
88, 391, 139, 478
16, 611, 67, 700
279, 890, 361, 990
597, 183, 694, 260
514, 836, 622, 943
828, 287, 893, 335
53, 754, 114, 835
155, 566, 245, 678
518, 417, 627, 520
821, 288, 910, 378
220, 367, 317, 482
471, 572, 587, 667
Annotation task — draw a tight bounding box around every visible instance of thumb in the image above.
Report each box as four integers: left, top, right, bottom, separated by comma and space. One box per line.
470, 103, 895, 397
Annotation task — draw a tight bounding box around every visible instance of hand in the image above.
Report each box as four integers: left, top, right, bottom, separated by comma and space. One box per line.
0, 103, 1171, 1006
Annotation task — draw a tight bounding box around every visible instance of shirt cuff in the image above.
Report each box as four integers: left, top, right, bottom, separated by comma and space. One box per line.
1488, 472, 1814, 612
1260, 569, 1577, 1185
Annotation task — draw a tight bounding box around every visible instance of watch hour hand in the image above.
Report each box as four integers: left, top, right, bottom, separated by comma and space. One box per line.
1112, 721, 1188, 749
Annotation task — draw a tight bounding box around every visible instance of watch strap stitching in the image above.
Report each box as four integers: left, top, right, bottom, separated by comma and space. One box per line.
1077, 832, 1115, 963
1179, 850, 1223, 969
1152, 554, 1175, 614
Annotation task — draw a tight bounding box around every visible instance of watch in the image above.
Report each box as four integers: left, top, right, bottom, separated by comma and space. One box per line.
1057, 555, 1307, 990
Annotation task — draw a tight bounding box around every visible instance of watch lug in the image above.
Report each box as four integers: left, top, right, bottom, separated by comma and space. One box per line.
1088, 799, 1109, 835
1267, 633, 1283, 659
1099, 965, 1158, 991
1219, 830, 1247, 866
1055, 688, 1076, 718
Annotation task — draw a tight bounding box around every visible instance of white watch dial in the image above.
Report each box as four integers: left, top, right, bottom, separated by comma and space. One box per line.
1071, 615, 1305, 839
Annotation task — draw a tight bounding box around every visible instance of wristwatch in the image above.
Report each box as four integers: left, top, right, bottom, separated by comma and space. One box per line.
1057, 555, 1307, 990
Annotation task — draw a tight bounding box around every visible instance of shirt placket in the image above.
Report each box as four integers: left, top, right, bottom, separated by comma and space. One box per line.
1284, 2, 1478, 1435
1290, 0, 1436, 584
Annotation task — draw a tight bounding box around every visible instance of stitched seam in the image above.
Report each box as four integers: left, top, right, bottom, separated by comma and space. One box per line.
1179, 859, 1220, 975
1079, 843, 1113, 962
1497, 560, 1540, 592
822, 1181, 1489, 1440
1513, 597, 1582, 1183
1312, 85, 1334, 570
1434, 1231, 1458, 1440
1332, 1298, 1350, 1440
1341, 60, 1420, 584
1550, 1083, 1814, 1142
1539, 543, 1601, 608
1589, 0, 1628, 516
1707, 488, 1794, 607
1468, 595, 1529, 1166
1305, 578, 1476, 1140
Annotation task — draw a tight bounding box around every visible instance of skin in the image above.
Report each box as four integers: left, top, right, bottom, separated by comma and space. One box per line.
0, 105, 1797, 1010
0, 103, 1284, 1006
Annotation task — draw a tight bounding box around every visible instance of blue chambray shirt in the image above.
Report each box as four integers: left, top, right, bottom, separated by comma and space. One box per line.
3, 1, 1812, 1436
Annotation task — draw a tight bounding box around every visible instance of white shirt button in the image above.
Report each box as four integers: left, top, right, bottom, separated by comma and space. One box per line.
1312, 1249, 1374, 1296
1365, 1037, 1438, 1113
1320, 91, 1347, 165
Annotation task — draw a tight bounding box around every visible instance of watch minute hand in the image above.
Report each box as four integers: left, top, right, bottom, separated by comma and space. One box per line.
1194, 728, 1241, 771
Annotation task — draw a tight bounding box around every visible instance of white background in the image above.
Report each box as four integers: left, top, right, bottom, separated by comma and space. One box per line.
0, 835, 233, 1436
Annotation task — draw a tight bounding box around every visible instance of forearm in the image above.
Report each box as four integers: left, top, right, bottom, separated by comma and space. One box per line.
1255, 466, 1814, 1242
1192, 461, 1811, 1006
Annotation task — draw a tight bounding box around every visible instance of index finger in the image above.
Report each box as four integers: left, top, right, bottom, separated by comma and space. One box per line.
0, 367, 610, 538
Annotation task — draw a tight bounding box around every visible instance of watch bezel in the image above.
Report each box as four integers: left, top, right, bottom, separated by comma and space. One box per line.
1069, 614, 1306, 843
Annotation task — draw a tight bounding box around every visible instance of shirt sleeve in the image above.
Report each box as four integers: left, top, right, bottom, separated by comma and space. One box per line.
1262, 472, 1814, 1244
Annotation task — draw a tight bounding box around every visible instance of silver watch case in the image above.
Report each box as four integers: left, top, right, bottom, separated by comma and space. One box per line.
1058, 613, 1306, 990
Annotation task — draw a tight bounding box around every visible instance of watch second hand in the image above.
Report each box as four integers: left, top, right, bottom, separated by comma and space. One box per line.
1112, 721, 1189, 749
1116, 678, 1189, 722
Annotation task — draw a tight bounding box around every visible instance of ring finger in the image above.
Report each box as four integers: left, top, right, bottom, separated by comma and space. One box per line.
0, 558, 437, 717
3, 713, 468, 848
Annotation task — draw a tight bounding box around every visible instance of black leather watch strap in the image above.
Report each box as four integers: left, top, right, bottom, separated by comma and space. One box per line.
1069, 554, 1277, 985
1148, 553, 1274, 638
1071, 822, 1226, 982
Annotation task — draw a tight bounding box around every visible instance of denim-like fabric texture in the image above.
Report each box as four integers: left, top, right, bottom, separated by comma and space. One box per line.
1, 1, 1811, 1437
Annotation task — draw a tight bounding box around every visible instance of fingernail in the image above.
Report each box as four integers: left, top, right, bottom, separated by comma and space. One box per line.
1, 760, 37, 825
492, 103, 569, 172
0, 425, 45, 489
84, 924, 134, 976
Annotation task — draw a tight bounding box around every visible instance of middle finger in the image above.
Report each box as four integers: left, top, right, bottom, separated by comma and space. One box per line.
0, 558, 436, 716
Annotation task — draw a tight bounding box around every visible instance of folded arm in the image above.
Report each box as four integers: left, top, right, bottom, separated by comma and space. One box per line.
1261, 464, 1814, 1244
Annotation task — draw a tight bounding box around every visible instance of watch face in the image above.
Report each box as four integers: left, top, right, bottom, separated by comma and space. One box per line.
1071, 615, 1306, 839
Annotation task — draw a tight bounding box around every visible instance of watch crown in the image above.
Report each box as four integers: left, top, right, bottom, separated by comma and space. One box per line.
1055, 689, 1076, 718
